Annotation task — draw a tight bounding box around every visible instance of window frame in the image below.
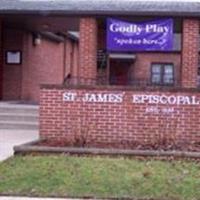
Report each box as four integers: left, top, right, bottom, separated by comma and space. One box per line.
151, 63, 175, 86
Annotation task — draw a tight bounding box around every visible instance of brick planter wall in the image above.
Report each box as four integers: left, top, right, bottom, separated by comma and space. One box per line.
40, 85, 200, 149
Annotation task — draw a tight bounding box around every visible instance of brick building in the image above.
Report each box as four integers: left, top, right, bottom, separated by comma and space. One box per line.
1, 18, 79, 102
1, 0, 200, 148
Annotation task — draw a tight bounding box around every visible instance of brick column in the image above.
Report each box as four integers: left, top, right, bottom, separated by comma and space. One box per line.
79, 18, 97, 85
182, 19, 199, 88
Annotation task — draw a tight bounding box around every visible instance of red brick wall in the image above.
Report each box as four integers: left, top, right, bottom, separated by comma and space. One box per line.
21, 34, 65, 102
79, 18, 97, 84
181, 19, 199, 88
98, 53, 181, 86
133, 53, 181, 85
2, 28, 23, 100
63, 39, 79, 84
64, 39, 72, 78
2, 28, 77, 102
71, 42, 79, 81
40, 86, 200, 148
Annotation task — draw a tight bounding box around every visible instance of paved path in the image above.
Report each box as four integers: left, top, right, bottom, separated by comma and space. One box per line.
0, 130, 38, 161
0, 197, 84, 200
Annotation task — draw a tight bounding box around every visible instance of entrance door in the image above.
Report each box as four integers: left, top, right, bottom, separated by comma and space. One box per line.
109, 59, 132, 85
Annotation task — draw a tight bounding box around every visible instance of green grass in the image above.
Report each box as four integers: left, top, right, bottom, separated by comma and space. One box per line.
0, 155, 200, 200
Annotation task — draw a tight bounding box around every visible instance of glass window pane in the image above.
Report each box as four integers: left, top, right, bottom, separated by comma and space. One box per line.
152, 74, 161, 83
152, 65, 161, 73
164, 65, 173, 74
151, 64, 162, 84
163, 64, 174, 84
163, 74, 174, 84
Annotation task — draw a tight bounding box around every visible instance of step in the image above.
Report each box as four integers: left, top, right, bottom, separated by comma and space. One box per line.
0, 105, 39, 115
0, 121, 39, 130
0, 113, 38, 122
0, 102, 38, 108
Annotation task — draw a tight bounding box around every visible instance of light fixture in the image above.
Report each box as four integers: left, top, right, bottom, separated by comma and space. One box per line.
32, 33, 42, 46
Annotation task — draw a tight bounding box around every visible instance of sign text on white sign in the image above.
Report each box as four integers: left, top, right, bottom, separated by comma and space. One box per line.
63, 92, 200, 105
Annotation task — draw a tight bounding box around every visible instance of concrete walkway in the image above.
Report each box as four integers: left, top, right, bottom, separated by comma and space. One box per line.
0, 197, 84, 200
0, 130, 39, 161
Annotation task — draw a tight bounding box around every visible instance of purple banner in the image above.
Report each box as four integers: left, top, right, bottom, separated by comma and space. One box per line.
107, 18, 173, 51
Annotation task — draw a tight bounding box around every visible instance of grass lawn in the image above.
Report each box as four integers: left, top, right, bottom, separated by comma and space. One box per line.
0, 155, 200, 200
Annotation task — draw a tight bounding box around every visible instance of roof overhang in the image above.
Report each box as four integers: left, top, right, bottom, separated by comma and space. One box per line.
1, 0, 200, 17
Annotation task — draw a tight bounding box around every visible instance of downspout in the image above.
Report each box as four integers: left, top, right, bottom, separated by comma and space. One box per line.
180, 19, 183, 88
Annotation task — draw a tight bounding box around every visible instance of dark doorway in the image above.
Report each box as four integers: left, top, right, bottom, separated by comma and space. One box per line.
109, 59, 132, 85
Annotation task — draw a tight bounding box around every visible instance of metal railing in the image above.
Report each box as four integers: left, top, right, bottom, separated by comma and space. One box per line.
63, 76, 181, 88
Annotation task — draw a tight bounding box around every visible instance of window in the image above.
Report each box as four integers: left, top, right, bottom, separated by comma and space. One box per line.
151, 63, 174, 85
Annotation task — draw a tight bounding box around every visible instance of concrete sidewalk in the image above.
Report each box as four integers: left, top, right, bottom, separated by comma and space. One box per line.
0, 197, 84, 200
0, 130, 39, 161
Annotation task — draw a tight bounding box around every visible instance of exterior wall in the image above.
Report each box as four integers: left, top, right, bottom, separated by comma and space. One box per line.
2, 28, 23, 100
71, 42, 79, 83
98, 53, 181, 86
64, 39, 72, 78
2, 28, 77, 102
132, 53, 181, 85
182, 19, 199, 88
63, 40, 79, 83
21, 34, 65, 102
40, 86, 200, 148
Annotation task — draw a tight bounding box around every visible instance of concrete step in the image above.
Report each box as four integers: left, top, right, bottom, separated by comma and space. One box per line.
0, 113, 38, 122
0, 102, 39, 130
0, 102, 38, 108
0, 121, 39, 130
0, 103, 39, 114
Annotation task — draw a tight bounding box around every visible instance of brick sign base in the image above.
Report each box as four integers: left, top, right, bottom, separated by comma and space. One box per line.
40, 86, 200, 149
